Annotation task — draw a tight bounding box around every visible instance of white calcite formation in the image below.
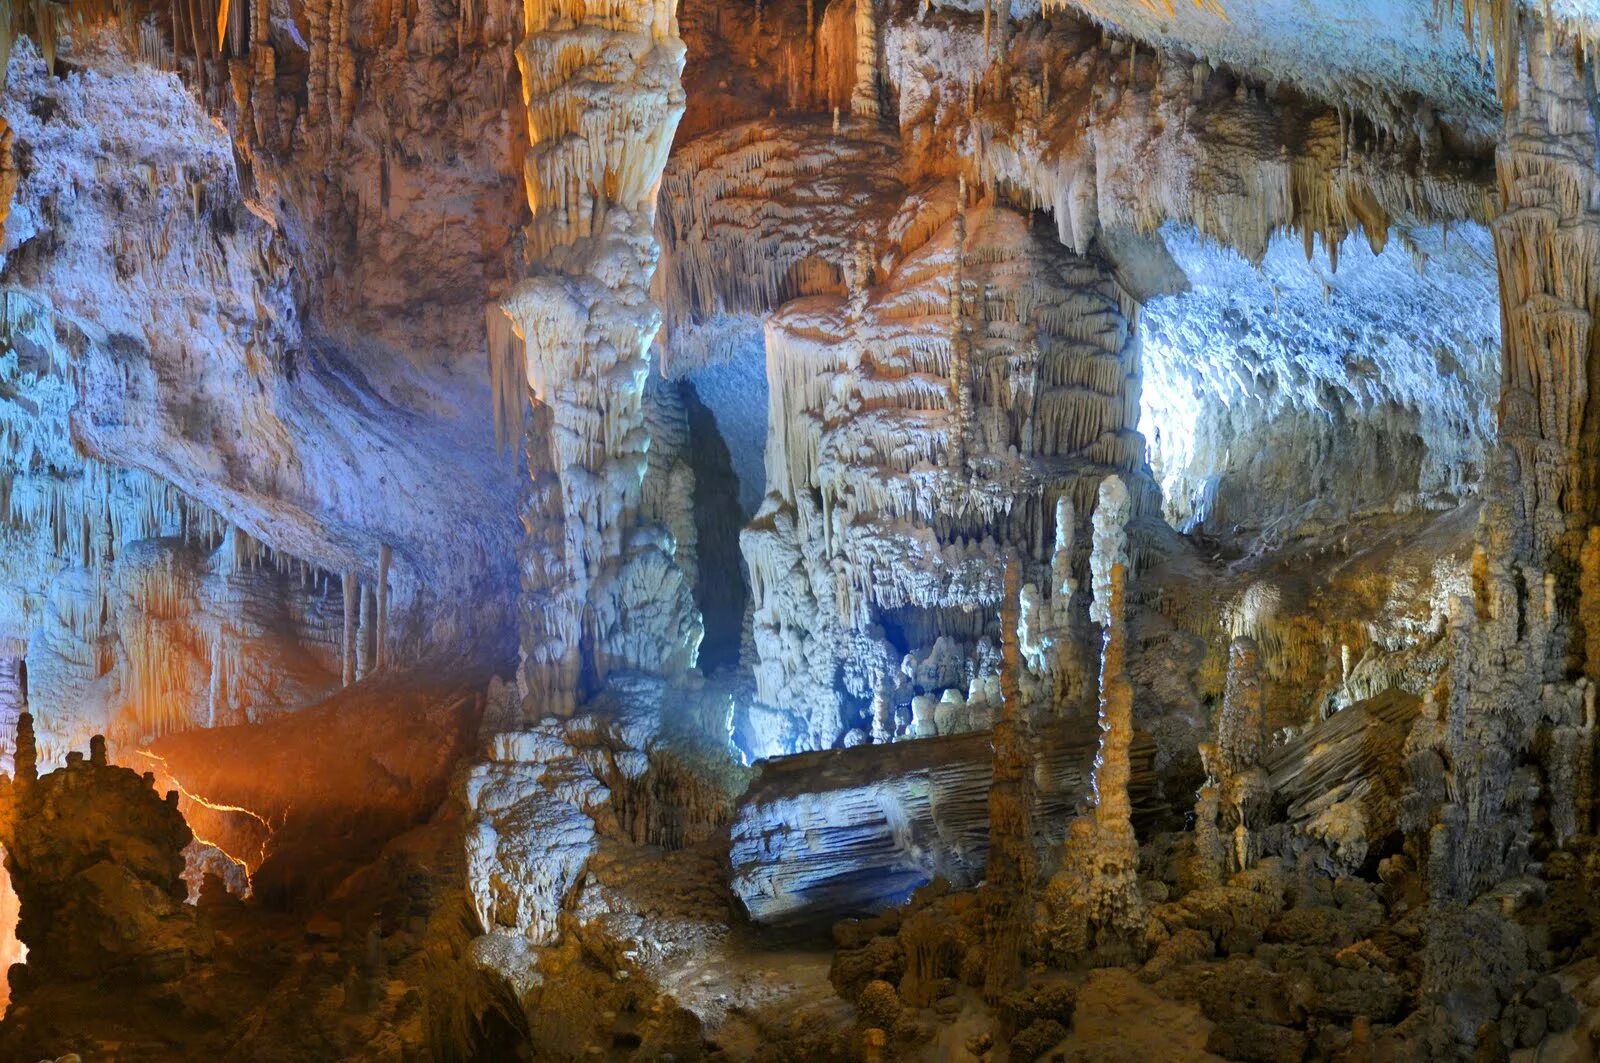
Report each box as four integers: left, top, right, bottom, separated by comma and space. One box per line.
466, 723, 610, 947
500, 0, 701, 720
0, 36, 516, 764
1141, 222, 1501, 544
738, 190, 1155, 754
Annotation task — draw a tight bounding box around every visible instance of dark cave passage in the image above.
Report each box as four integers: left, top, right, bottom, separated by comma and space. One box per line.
683, 379, 752, 673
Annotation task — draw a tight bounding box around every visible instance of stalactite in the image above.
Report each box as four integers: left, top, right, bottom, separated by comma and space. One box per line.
341, 569, 356, 687
375, 544, 390, 673
947, 177, 971, 475
850, 0, 878, 121
306, 0, 330, 131
248, 0, 279, 152
333, 0, 356, 135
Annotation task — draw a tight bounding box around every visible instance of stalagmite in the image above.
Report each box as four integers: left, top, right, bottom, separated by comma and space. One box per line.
1212, 636, 1270, 872
1084, 477, 1142, 936
1019, 496, 1083, 709
1040, 476, 1144, 962
983, 554, 1034, 1001
1050, 497, 1076, 628
14, 709, 34, 789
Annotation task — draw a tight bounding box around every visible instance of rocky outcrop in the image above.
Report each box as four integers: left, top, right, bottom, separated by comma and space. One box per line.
144, 658, 489, 908
2, 723, 197, 987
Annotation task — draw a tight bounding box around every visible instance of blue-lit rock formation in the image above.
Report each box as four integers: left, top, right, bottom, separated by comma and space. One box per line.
729, 716, 1164, 923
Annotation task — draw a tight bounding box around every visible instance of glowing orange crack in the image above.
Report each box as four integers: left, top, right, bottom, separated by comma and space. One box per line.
133, 749, 275, 881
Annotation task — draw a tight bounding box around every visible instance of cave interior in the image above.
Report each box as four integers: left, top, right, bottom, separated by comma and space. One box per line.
0, 0, 1597, 1057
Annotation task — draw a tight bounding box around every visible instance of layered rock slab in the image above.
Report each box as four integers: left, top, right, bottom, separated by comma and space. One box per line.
730, 717, 1164, 924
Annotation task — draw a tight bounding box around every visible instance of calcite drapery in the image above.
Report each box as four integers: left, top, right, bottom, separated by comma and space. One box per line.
503, 0, 700, 717
740, 194, 1155, 752
1493, 24, 1600, 568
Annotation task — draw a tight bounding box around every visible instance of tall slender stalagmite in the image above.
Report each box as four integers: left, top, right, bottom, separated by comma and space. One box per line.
12, 660, 32, 789
984, 554, 1034, 1001
1039, 475, 1144, 961
1087, 475, 1141, 936
501, 0, 699, 717
374, 544, 391, 672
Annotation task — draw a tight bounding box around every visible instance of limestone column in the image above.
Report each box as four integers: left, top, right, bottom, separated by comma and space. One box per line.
1421, 18, 1600, 903
356, 583, 374, 681
502, 0, 697, 717
341, 570, 356, 688
1493, 22, 1599, 572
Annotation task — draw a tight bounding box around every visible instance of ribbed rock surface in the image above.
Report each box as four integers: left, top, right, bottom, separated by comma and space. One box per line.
730, 717, 1162, 923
